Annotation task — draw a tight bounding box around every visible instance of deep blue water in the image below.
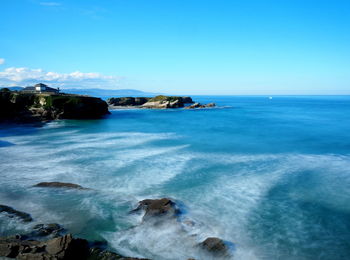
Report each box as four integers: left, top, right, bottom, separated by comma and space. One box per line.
0, 95, 350, 259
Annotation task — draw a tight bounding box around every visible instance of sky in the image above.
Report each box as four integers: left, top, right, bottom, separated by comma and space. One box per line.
0, 0, 350, 94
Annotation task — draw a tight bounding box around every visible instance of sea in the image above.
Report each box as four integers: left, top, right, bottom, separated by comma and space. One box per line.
0, 95, 350, 260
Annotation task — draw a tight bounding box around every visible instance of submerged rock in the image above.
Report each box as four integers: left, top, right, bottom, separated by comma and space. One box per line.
33, 182, 87, 189
131, 198, 180, 220
199, 237, 229, 256
0, 205, 33, 222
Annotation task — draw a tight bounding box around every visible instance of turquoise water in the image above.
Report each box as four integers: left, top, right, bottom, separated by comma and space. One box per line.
1, 96, 350, 259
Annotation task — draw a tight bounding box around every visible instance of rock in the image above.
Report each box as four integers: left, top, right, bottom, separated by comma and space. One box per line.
0, 234, 89, 260
131, 198, 180, 220
107, 97, 150, 107
141, 95, 189, 109
185, 102, 216, 109
199, 237, 228, 256
33, 182, 87, 190
141, 101, 170, 109
31, 223, 65, 238
0, 233, 149, 260
182, 97, 194, 103
205, 103, 216, 107
185, 103, 202, 109
88, 247, 150, 260
107, 95, 195, 109
0, 205, 33, 222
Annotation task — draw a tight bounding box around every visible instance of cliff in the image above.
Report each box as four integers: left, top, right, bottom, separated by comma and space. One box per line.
0, 89, 109, 123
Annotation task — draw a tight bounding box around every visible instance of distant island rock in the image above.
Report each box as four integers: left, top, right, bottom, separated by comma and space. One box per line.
0, 85, 109, 123
107, 95, 215, 109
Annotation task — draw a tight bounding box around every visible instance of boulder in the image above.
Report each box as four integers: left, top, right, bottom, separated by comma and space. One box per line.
205, 103, 216, 107
199, 237, 228, 256
33, 182, 87, 190
131, 198, 180, 220
0, 205, 33, 222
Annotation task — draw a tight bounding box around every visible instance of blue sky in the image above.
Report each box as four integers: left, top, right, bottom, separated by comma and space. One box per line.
0, 0, 349, 94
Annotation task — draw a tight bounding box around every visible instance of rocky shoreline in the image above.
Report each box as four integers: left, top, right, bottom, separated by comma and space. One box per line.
0, 182, 233, 260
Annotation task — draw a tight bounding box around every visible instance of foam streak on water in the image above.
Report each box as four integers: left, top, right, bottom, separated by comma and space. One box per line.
1, 96, 350, 260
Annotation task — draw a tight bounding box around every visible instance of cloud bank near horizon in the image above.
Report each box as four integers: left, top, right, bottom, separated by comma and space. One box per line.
0, 67, 120, 89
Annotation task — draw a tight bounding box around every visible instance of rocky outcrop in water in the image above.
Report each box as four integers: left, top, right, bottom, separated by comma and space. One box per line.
131, 198, 180, 221
184, 102, 216, 109
141, 96, 193, 109
199, 237, 229, 256
0, 89, 109, 123
33, 182, 88, 190
107, 97, 150, 106
107, 95, 194, 109
0, 205, 33, 222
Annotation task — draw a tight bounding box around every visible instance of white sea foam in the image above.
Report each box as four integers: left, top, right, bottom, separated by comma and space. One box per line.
1, 126, 350, 259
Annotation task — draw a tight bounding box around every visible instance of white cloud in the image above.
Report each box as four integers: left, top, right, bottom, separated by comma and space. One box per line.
39, 2, 61, 6
0, 67, 120, 89
0, 58, 5, 65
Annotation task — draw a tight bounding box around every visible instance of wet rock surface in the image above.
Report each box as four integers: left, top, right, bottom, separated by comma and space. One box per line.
131, 198, 180, 220
33, 182, 88, 189
199, 237, 229, 256
0, 234, 89, 260
0, 233, 150, 260
0, 205, 33, 222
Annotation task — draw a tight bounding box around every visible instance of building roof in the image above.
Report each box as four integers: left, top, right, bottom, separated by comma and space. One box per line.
34, 83, 48, 88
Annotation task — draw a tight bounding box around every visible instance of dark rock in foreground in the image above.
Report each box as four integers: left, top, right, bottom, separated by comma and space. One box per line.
33, 182, 87, 189
0, 233, 149, 260
88, 247, 150, 260
131, 198, 180, 220
0, 234, 89, 260
0, 205, 33, 222
199, 237, 229, 256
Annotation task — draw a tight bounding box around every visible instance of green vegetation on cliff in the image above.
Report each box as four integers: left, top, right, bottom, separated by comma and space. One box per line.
0, 90, 109, 123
